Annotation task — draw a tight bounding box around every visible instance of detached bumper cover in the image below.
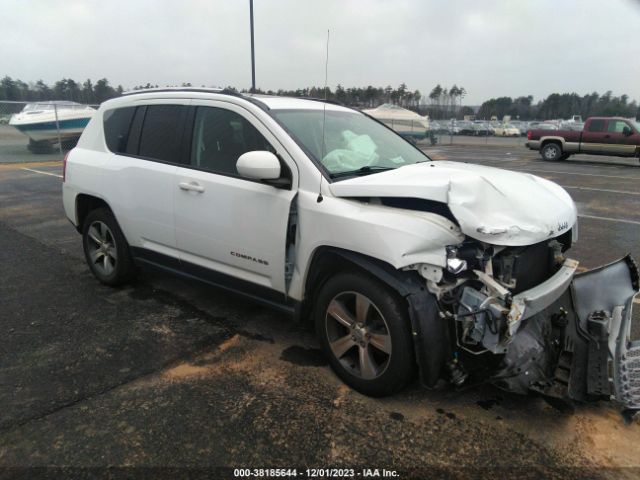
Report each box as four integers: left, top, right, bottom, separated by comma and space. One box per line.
572, 255, 640, 408
494, 255, 639, 408
507, 258, 579, 337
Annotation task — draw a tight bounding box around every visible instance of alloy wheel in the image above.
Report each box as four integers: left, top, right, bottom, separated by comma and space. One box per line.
325, 291, 392, 380
86, 220, 118, 276
544, 146, 558, 160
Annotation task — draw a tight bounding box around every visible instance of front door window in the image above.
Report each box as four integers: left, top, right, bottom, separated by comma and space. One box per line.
189, 107, 275, 176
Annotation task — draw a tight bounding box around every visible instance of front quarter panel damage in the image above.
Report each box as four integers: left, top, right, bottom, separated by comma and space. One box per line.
288, 191, 464, 301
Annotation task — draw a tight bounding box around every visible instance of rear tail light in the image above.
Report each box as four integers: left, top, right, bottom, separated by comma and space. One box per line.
527, 130, 533, 140
63, 150, 70, 181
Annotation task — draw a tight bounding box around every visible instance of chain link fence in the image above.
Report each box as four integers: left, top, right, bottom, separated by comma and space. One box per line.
415, 118, 531, 149
363, 115, 529, 150
0, 100, 97, 163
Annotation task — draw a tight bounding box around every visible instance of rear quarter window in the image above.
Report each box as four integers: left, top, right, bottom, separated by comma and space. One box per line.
103, 107, 136, 153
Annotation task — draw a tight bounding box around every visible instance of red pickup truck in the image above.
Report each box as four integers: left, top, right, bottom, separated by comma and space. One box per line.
526, 117, 640, 161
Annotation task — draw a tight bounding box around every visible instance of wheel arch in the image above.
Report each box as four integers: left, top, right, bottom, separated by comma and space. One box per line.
75, 194, 113, 233
301, 247, 419, 319
300, 246, 450, 388
540, 136, 565, 149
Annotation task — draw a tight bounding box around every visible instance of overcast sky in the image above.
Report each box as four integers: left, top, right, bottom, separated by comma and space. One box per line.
1, 0, 639, 104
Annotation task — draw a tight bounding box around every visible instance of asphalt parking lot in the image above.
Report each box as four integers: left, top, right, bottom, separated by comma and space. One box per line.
1, 141, 639, 479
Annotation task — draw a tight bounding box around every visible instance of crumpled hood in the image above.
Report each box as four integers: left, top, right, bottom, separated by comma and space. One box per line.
328, 161, 577, 246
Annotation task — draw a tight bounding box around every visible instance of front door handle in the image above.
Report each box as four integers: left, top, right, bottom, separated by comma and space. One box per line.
178, 181, 205, 193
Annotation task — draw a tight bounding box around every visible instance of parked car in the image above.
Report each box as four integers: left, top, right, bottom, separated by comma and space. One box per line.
434, 122, 452, 135
508, 122, 522, 136
527, 116, 640, 161
472, 122, 491, 136
62, 88, 639, 407
493, 124, 520, 137
517, 122, 529, 136
487, 123, 500, 136
428, 121, 441, 133
456, 121, 475, 135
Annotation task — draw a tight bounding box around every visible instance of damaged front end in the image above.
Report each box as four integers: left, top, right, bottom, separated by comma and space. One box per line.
414, 237, 640, 409
494, 255, 639, 408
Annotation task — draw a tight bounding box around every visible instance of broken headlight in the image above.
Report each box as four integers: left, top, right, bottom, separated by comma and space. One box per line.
446, 245, 468, 274
446, 242, 490, 275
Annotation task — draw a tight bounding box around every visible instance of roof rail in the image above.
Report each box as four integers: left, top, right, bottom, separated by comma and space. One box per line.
121, 87, 224, 96
119, 87, 270, 111
301, 97, 345, 107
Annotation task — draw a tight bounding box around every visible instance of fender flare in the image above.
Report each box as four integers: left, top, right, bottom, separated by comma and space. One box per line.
323, 248, 450, 388
74, 193, 114, 233
539, 136, 566, 149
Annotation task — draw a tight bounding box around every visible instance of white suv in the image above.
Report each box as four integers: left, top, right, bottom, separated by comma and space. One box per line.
63, 89, 639, 406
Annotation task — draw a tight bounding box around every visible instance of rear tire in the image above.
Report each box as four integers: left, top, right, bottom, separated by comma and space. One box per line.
82, 208, 136, 286
541, 142, 562, 161
314, 271, 415, 397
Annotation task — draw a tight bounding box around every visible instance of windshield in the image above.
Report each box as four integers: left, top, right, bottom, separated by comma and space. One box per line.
271, 109, 430, 177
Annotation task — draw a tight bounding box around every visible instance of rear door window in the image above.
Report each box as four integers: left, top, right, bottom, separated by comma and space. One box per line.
587, 119, 605, 132
138, 105, 188, 163
124, 106, 145, 155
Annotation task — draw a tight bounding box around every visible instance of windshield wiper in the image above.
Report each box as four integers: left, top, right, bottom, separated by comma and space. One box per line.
329, 165, 395, 179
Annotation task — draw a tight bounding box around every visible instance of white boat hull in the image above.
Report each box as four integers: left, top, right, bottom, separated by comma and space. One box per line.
10, 105, 94, 144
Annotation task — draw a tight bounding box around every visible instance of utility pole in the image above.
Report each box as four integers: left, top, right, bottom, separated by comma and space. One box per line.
250, 0, 256, 93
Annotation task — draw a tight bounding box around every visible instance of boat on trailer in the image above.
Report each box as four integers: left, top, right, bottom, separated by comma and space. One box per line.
362, 103, 429, 143
9, 101, 95, 152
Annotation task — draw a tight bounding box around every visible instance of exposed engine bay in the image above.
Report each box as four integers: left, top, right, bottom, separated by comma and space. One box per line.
412, 232, 640, 410
330, 167, 637, 409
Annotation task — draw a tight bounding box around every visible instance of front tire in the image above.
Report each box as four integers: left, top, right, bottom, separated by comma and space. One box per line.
314, 271, 415, 397
541, 142, 562, 161
82, 208, 136, 286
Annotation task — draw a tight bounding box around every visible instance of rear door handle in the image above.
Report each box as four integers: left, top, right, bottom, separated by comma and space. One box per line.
178, 181, 204, 193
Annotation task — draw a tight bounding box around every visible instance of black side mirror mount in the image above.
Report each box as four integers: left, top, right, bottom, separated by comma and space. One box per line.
261, 177, 292, 189
261, 153, 293, 190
